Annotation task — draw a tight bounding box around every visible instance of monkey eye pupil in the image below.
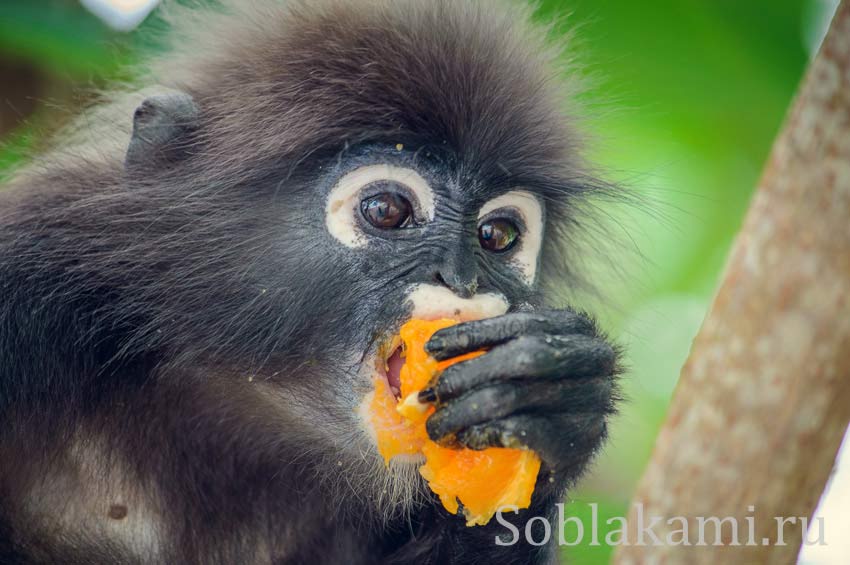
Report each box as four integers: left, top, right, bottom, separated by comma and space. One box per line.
478, 218, 519, 253
360, 193, 413, 229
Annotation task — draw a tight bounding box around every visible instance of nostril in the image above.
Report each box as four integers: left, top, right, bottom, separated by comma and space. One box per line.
434, 271, 450, 288
433, 270, 478, 298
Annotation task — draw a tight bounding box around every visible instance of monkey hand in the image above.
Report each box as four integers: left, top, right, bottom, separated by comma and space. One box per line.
420, 309, 619, 478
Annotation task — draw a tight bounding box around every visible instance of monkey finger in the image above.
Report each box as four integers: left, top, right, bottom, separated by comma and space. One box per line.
456, 413, 608, 472
425, 377, 614, 447
425, 309, 595, 361
422, 334, 616, 403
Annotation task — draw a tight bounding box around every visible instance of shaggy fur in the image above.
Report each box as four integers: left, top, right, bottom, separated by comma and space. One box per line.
0, 1, 620, 563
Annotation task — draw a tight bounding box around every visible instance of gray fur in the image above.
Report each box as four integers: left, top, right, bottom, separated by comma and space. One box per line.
0, 1, 622, 563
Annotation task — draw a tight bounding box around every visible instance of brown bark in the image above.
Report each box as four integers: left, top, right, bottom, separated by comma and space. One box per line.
614, 2, 850, 563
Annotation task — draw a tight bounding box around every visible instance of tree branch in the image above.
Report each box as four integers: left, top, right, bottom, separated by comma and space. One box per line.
614, 2, 850, 562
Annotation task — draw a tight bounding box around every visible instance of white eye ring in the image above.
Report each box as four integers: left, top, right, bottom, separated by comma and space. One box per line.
478, 190, 544, 285
325, 164, 435, 248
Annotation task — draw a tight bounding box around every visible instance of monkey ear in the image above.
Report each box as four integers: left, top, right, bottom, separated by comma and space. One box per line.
125, 92, 200, 174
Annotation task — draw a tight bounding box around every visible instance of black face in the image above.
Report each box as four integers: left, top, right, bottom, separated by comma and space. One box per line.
241, 143, 545, 400
339, 145, 539, 318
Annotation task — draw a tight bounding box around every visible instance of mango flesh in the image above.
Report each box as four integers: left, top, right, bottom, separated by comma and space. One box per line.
370, 318, 541, 526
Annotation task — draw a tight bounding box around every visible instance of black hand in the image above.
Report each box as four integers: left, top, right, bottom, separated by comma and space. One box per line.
425, 334, 614, 402
421, 309, 619, 474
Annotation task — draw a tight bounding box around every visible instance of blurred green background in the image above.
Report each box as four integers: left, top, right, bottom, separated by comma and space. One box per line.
0, 0, 839, 563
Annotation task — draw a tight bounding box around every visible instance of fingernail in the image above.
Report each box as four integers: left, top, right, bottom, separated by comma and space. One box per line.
418, 387, 437, 403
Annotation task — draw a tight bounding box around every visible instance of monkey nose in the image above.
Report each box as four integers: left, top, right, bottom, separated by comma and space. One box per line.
434, 271, 478, 299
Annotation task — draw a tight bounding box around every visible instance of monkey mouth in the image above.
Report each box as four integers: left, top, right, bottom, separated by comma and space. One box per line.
385, 347, 405, 398
377, 336, 405, 399
368, 289, 511, 401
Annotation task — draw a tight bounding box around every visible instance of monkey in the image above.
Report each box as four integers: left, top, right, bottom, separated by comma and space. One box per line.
0, 0, 621, 563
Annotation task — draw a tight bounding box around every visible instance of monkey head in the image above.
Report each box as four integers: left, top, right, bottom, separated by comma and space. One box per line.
114, 0, 617, 523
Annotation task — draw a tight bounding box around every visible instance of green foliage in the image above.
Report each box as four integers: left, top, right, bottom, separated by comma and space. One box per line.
0, 0, 131, 75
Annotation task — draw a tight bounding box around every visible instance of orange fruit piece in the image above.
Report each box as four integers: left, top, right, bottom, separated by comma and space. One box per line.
370, 318, 541, 526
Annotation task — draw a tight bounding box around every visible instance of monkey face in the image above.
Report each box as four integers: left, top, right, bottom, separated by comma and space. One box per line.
318, 143, 547, 374
232, 141, 553, 456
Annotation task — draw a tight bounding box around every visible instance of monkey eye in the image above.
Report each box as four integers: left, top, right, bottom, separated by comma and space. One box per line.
360, 192, 413, 229
478, 218, 520, 253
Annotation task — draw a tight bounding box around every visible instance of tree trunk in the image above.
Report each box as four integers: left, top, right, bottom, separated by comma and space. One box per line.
614, 2, 850, 563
